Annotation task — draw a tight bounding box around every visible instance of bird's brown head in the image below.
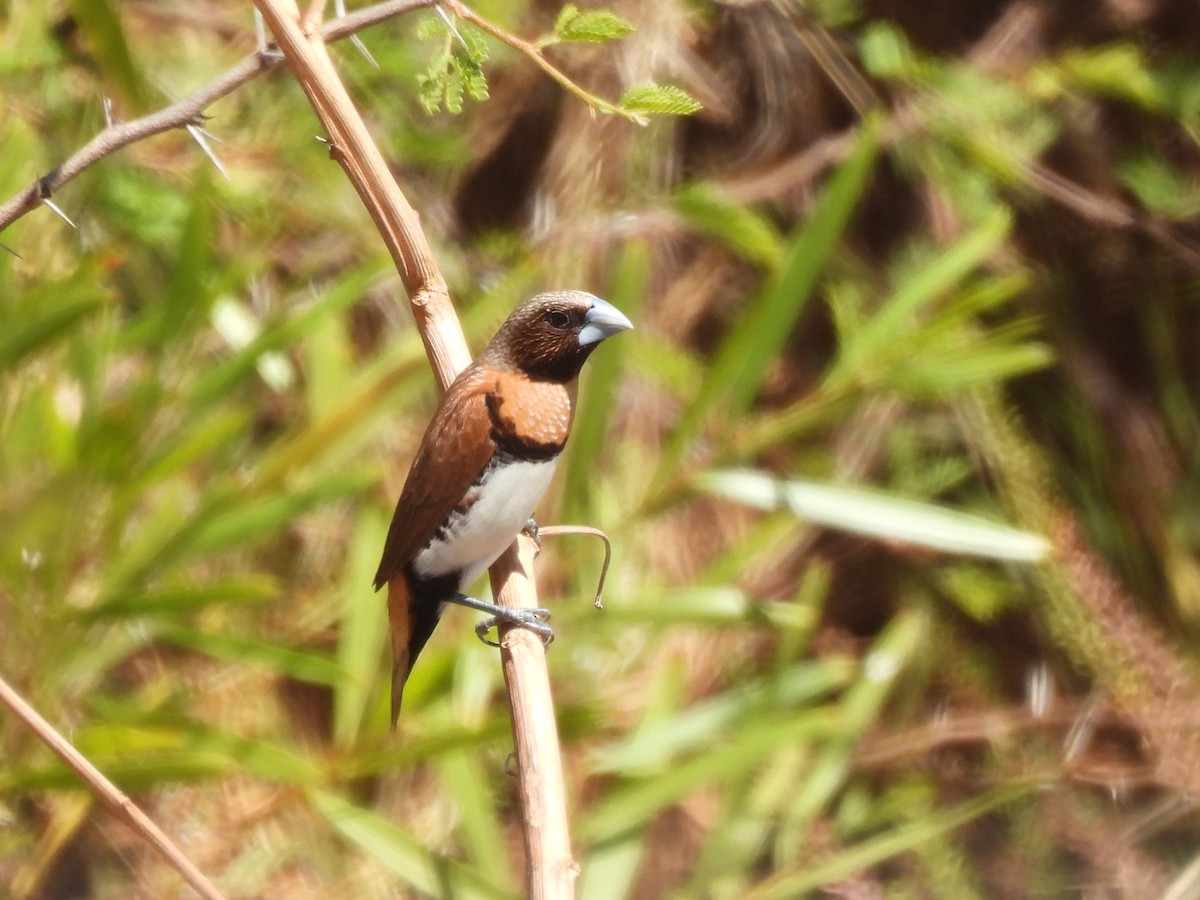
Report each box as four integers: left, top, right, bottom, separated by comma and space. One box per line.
484, 291, 633, 382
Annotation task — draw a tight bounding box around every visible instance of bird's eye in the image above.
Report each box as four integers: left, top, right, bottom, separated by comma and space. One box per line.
545, 310, 570, 328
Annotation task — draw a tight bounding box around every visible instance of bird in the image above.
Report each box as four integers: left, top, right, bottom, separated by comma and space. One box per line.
374, 290, 633, 726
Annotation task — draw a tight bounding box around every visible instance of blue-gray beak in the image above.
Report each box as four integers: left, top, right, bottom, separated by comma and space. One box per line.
578, 296, 634, 346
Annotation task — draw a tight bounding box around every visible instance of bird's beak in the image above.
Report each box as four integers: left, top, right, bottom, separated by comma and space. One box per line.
578, 297, 634, 346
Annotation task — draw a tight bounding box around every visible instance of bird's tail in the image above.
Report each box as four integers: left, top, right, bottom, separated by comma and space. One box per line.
386, 577, 442, 729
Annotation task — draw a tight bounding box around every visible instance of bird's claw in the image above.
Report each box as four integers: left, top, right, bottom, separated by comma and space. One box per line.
473, 607, 554, 648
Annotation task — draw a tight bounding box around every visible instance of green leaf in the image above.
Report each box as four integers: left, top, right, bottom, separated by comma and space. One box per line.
857, 21, 918, 80
664, 124, 878, 471
87, 575, 280, 620
553, 4, 635, 43
66, 0, 148, 110
748, 786, 1031, 899
782, 611, 925, 828
829, 208, 1011, 386
417, 72, 446, 115
416, 21, 490, 115
157, 622, 350, 688
116, 408, 250, 503
618, 82, 702, 117
581, 710, 838, 845
594, 659, 855, 773
416, 15, 448, 40
333, 508, 390, 745
186, 469, 373, 556
894, 338, 1054, 395
192, 270, 369, 406
437, 752, 516, 892
310, 790, 510, 899
1056, 43, 1167, 111
0, 294, 102, 370
673, 184, 784, 269
578, 835, 646, 900
2, 723, 321, 791
563, 241, 646, 523
461, 26, 490, 64
1120, 152, 1200, 220
697, 469, 1050, 561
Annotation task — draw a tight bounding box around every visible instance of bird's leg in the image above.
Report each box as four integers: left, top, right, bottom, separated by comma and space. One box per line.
446, 593, 554, 648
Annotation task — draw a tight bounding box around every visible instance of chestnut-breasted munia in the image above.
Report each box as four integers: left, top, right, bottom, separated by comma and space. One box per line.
374, 291, 632, 725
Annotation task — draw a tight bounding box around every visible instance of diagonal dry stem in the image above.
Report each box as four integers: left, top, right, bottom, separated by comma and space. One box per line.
0, 673, 227, 900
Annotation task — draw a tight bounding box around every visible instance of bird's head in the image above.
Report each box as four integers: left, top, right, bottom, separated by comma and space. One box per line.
486, 291, 633, 381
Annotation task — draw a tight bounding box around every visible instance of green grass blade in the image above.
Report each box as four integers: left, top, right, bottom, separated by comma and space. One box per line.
780, 610, 925, 831
333, 507, 389, 745
436, 751, 515, 893
310, 789, 512, 899
157, 622, 349, 688
828, 209, 1011, 386
562, 240, 646, 523
581, 709, 838, 846
747, 785, 1031, 899
672, 184, 783, 269
86, 574, 280, 621
3, 722, 321, 790
187, 469, 374, 556
0, 294, 102, 370
665, 122, 879, 468
698, 469, 1049, 561
594, 658, 855, 773
65, 0, 148, 110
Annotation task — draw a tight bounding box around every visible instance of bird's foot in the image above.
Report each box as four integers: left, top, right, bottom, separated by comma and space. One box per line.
523, 517, 541, 553
473, 606, 554, 649
447, 593, 555, 648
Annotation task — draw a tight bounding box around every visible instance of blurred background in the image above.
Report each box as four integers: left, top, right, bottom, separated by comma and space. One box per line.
3, 0, 1200, 896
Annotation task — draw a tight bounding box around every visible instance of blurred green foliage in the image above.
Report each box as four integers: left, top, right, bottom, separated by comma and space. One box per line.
2, 0, 1200, 898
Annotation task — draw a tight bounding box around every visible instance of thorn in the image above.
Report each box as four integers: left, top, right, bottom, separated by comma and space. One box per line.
186, 124, 229, 180
42, 198, 77, 229
102, 95, 116, 129
523, 517, 541, 552
1063, 693, 1102, 764
0, 242, 22, 259
314, 135, 343, 161
1027, 662, 1051, 719
350, 34, 379, 68
335, 0, 379, 68
435, 4, 470, 53
252, 10, 283, 61
254, 8, 268, 55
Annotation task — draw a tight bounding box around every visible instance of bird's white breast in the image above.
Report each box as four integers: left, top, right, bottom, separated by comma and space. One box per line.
412, 458, 558, 588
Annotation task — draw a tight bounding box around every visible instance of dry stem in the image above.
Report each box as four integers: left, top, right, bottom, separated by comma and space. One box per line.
0, 673, 226, 900
251, 0, 574, 894
490, 538, 579, 898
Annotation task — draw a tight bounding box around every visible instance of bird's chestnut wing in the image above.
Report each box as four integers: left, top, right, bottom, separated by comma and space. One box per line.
373, 367, 496, 588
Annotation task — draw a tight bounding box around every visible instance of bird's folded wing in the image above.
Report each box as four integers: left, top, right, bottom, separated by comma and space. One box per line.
374, 368, 497, 588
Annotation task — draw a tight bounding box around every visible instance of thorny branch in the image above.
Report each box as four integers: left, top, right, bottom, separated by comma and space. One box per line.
0, 0, 658, 236
0, 0, 441, 234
